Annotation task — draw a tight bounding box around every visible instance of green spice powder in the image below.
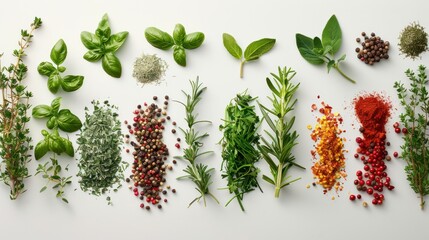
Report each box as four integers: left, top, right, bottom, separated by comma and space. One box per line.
132, 53, 168, 85
398, 22, 428, 59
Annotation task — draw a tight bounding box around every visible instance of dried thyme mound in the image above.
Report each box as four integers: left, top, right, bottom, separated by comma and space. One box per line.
398, 22, 428, 59
77, 100, 128, 203
132, 53, 167, 85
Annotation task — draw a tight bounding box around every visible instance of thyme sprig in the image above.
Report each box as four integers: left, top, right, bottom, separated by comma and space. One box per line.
175, 78, 219, 207
0, 17, 42, 199
258, 67, 304, 198
394, 65, 429, 210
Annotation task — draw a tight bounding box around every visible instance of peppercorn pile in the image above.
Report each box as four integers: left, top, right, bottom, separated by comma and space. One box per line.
355, 32, 390, 65
351, 94, 394, 206
124, 96, 175, 210
310, 101, 347, 194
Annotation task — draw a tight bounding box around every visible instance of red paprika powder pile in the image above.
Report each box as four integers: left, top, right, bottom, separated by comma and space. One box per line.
352, 94, 394, 206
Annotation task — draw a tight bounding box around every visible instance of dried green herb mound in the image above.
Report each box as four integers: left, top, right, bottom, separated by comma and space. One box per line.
398, 22, 428, 59
77, 100, 127, 202
132, 53, 167, 85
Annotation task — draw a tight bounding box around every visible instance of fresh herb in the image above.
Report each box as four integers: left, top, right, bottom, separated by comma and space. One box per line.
175, 78, 219, 207
38, 39, 84, 93
145, 24, 204, 66
394, 65, 429, 209
81, 14, 128, 78
222, 33, 275, 78
258, 67, 304, 198
398, 22, 428, 59
77, 100, 127, 204
219, 92, 261, 211
0, 17, 42, 200
133, 53, 168, 85
295, 15, 355, 83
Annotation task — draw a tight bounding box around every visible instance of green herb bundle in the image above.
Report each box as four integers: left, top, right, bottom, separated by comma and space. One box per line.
219, 92, 261, 211
175, 78, 219, 207
77, 101, 127, 204
0, 17, 42, 199
394, 65, 429, 209
258, 67, 304, 198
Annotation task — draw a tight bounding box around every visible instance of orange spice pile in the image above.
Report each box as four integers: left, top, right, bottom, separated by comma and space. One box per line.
310, 102, 347, 193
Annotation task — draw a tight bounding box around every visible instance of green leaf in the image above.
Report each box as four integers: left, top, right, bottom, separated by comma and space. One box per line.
102, 52, 122, 78
327, 60, 335, 73
47, 74, 61, 94
337, 54, 346, 63
32, 105, 52, 119
182, 32, 205, 49
296, 34, 325, 65
222, 33, 242, 60
244, 38, 276, 61
173, 46, 186, 66
37, 62, 56, 76
83, 50, 103, 62
105, 31, 128, 53
266, 78, 280, 97
35, 139, 49, 160
62, 138, 74, 157
145, 27, 174, 50
47, 116, 57, 129
50, 39, 67, 65
40, 186, 47, 193
262, 175, 275, 185
51, 97, 61, 114
62, 198, 69, 204
313, 37, 323, 49
61, 75, 84, 92
57, 109, 82, 132
80, 31, 102, 50
173, 24, 186, 45
48, 134, 66, 154
322, 15, 342, 55
95, 13, 111, 41
58, 66, 66, 73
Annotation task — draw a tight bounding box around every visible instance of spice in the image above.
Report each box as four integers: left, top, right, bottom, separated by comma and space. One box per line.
355, 32, 390, 65
394, 65, 429, 209
310, 101, 346, 193
77, 100, 127, 204
132, 53, 167, 85
398, 22, 428, 59
353, 93, 394, 206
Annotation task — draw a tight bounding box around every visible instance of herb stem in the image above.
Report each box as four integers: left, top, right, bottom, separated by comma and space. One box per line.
333, 65, 356, 83
240, 61, 245, 78
274, 164, 283, 198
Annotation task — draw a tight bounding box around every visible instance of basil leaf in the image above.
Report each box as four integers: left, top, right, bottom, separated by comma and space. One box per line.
48, 134, 66, 154
322, 15, 342, 55
313, 37, 323, 50
145, 27, 174, 50
57, 109, 82, 132
35, 139, 49, 160
61, 75, 84, 92
58, 66, 66, 73
173, 46, 186, 66
81, 31, 102, 50
32, 105, 52, 119
37, 62, 56, 76
47, 74, 61, 94
182, 32, 205, 49
96, 13, 111, 41
51, 97, 61, 114
47, 116, 58, 129
62, 138, 74, 157
296, 34, 325, 65
102, 53, 122, 78
105, 31, 128, 53
83, 50, 104, 62
244, 38, 275, 61
173, 24, 186, 45
222, 33, 242, 60
50, 39, 67, 65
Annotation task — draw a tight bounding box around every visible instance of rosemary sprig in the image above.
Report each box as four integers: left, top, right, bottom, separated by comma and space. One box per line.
0, 17, 42, 199
258, 66, 304, 198
219, 92, 261, 211
394, 65, 429, 210
175, 78, 219, 207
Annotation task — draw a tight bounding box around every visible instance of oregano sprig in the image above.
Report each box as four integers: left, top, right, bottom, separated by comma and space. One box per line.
174, 78, 219, 207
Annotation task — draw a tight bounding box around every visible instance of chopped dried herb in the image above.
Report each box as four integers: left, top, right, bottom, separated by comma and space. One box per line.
132, 53, 167, 85
398, 22, 428, 59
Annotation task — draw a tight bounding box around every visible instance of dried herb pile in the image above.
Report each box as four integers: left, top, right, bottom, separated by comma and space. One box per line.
133, 53, 167, 85
398, 22, 428, 59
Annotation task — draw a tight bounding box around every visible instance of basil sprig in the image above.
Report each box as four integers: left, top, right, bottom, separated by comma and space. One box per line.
145, 24, 204, 66
223, 33, 276, 78
38, 39, 84, 93
295, 15, 355, 83
81, 14, 128, 78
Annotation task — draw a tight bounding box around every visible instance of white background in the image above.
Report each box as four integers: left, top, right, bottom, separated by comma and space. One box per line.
1, 0, 428, 239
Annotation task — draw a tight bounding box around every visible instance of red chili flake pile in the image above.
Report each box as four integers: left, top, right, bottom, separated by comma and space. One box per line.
124, 96, 176, 210
351, 93, 394, 206
310, 101, 347, 194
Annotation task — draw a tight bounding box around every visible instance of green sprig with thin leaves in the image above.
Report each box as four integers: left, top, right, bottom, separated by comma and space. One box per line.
219, 92, 261, 211
258, 67, 304, 198
174, 78, 219, 207
394, 65, 429, 210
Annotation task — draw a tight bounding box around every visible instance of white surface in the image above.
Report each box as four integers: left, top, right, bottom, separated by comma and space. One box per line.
1, 0, 428, 239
